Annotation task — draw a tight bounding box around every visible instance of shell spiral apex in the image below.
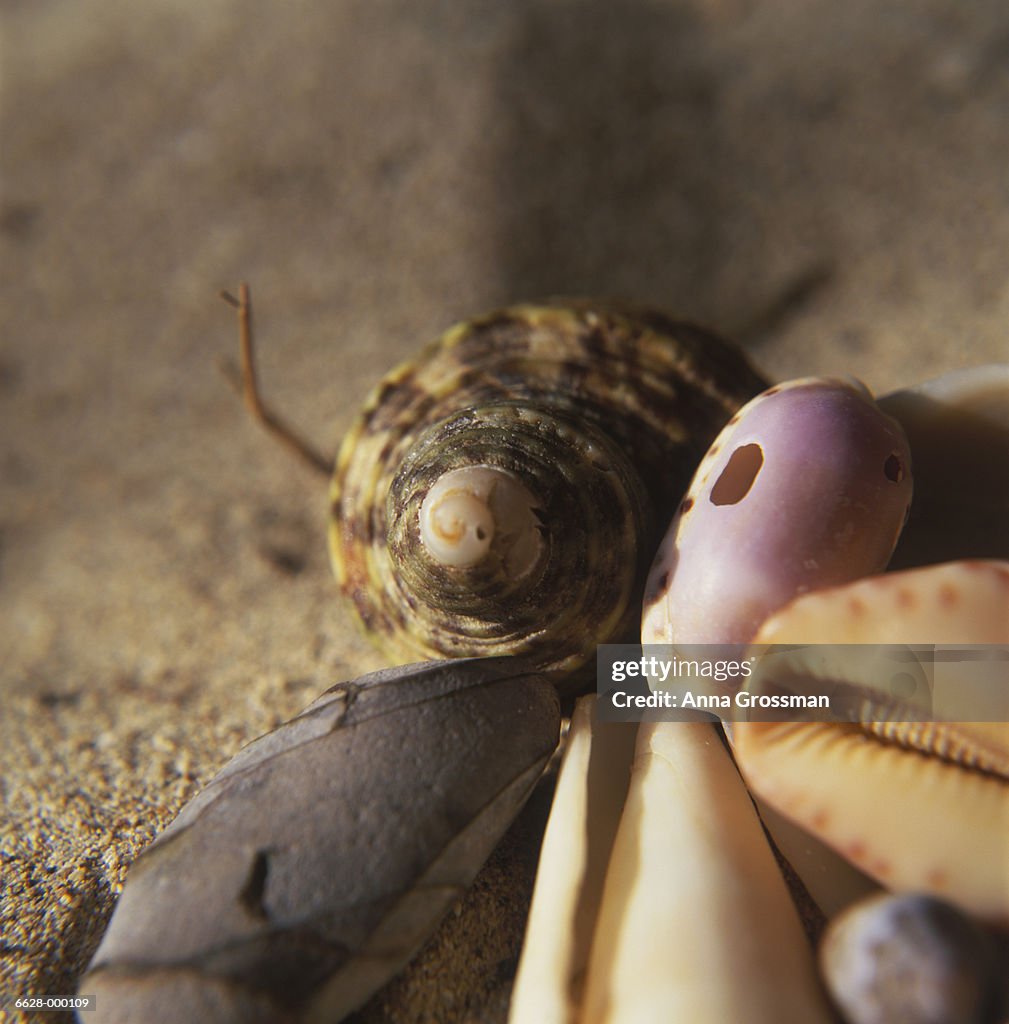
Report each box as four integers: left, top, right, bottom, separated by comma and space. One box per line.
330, 303, 767, 682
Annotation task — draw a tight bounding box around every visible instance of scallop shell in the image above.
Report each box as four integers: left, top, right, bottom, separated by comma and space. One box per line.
734, 560, 1009, 923
330, 304, 766, 679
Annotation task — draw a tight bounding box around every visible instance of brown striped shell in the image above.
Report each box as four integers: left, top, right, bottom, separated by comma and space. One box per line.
329, 303, 766, 683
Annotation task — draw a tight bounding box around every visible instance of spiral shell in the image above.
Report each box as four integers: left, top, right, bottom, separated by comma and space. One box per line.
330, 303, 766, 680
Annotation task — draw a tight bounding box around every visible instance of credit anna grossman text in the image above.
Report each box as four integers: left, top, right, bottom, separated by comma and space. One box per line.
599, 643, 1009, 723
600, 650, 835, 720
609, 688, 831, 710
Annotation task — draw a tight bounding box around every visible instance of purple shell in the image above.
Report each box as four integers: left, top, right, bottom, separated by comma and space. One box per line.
642, 377, 913, 646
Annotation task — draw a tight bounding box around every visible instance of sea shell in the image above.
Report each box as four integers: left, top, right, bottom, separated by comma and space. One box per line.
641, 377, 913, 649
330, 304, 766, 680
880, 364, 1009, 569
734, 560, 1009, 923
509, 695, 636, 1024
818, 892, 1002, 1024
510, 376, 920, 1021
594, 378, 909, 958
578, 720, 835, 1023
752, 799, 881, 919
81, 659, 560, 1024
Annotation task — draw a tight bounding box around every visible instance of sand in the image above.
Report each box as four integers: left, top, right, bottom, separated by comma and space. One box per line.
2, 1, 1007, 1021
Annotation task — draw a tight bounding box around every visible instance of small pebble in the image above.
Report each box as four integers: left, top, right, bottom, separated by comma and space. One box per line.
819, 892, 1001, 1024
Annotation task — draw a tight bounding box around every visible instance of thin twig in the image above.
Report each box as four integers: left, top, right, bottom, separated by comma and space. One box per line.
219, 283, 333, 477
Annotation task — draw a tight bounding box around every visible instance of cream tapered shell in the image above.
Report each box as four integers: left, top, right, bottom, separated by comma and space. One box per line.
509, 697, 636, 1024
734, 560, 1009, 923
580, 721, 834, 1024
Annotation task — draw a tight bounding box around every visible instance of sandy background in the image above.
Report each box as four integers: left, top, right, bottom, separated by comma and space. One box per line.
1, 1, 1007, 1021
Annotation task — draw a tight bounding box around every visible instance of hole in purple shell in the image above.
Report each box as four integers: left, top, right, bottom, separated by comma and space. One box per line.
884, 453, 904, 483
710, 443, 763, 506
